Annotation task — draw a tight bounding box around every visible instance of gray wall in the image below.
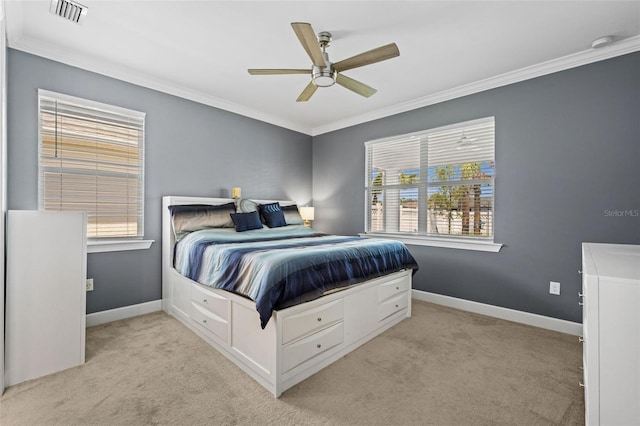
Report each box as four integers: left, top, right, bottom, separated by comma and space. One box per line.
312, 52, 640, 323
7, 49, 312, 314
8, 48, 640, 323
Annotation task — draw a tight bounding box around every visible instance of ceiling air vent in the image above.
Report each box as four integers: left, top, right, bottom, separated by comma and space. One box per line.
50, 0, 88, 24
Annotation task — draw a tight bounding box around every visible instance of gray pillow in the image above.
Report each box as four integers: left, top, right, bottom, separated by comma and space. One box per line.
169, 203, 236, 240
281, 204, 304, 225
236, 198, 259, 213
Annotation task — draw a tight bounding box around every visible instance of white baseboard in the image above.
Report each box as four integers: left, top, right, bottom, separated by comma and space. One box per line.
86, 300, 162, 327
86, 294, 583, 336
412, 290, 583, 336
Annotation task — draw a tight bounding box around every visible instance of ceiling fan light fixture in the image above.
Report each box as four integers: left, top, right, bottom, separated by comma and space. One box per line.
312, 65, 336, 87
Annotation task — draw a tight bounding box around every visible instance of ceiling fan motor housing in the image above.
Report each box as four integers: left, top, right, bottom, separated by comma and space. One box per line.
318, 31, 332, 46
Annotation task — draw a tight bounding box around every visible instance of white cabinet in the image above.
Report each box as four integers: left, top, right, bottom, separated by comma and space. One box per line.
581, 243, 640, 426
5, 211, 87, 386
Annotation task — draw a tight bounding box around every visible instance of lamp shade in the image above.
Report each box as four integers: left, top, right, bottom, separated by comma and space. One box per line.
231, 187, 242, 199
299, 206, 315, 221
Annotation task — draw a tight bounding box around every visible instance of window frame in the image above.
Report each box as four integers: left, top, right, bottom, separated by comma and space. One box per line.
362, 117, 502, 252
38, 89, 153, 252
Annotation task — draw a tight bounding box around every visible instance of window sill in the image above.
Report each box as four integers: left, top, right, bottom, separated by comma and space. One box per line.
87, 239, 155, 254
359, 233, 502, 253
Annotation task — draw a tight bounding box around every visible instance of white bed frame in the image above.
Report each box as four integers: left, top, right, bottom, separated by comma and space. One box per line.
162, 196, 413, 397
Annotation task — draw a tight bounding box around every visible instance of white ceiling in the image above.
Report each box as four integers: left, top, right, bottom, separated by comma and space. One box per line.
4, 1, 640, 135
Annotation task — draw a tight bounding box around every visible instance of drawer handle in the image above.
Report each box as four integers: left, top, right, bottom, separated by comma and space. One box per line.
395, 286, 399, 290
579, 382, 585, 388
578, 336, 584, 343
317, 317, 322, 322
203, 319, 207, 324
316, 344, 322, 349
395, 304, 399, 308
203, 299, 208, 304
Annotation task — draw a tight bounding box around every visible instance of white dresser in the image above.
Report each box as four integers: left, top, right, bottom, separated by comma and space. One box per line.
5, 210, 87, 386
581, 243, 640, 426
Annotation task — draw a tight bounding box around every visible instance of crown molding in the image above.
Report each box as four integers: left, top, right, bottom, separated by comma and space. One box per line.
7, 25, 639, 138
4, 0, 23, 48
310, 35, 640, 136
7, 35, 313, 135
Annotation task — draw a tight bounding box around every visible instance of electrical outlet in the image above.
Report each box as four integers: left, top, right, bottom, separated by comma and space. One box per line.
549, 281, 560, 295
86, 278, 94, 292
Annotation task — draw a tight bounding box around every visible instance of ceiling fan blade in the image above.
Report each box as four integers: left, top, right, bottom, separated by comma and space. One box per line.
248, 69, 310, 75
291, 22, 326, 67
296, 81, 318, 102
336, 73, 377, 98
333, 43, 399, 72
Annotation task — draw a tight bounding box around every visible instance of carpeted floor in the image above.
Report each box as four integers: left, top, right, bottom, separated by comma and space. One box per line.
0, 300, 585, 425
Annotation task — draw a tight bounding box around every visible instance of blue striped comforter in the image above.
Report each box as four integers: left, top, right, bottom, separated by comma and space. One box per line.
174, 225, 418, 328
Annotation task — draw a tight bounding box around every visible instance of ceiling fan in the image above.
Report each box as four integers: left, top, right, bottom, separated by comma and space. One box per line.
248, 22, 400, 102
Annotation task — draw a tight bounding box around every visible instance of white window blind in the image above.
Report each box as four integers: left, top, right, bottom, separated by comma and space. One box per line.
365, 117, 495, 240
38, 90, 146, 239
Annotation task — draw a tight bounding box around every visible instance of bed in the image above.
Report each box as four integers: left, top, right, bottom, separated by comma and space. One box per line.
162, 195, 418, 397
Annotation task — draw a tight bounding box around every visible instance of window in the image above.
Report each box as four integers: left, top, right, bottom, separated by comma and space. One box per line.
364, 117, 500, 251
38, 90, 145, 240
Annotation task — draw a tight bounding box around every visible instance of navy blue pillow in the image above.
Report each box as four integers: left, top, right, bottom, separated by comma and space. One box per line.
259, 202, 287, 228
230, 211, 263, 232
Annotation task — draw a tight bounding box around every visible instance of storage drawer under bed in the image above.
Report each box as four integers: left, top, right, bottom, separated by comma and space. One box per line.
190, 284, 230, 343
190, 303, 229, 343
281, 322, 344, 373
378, 275, 411, 302
378, 292, 409, 322
281, 298, 344, 345
191, 283, 229, 318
